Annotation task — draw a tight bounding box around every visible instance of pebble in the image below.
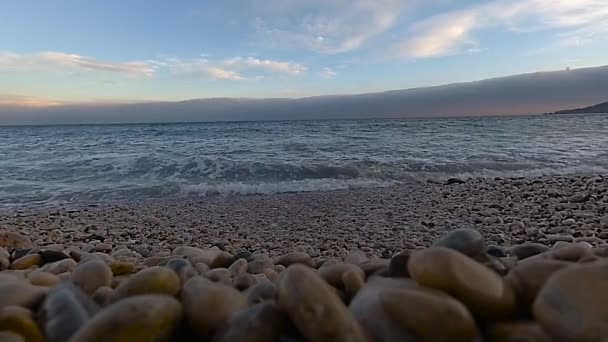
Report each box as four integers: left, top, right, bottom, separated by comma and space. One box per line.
69, 295, 183, 342
211, 302, 287, 342
111, 266, 180, 301
0, 282, 46, 309
534, 261, 608, 340
210, 252, 234, 269
181, 276, 247, 337
228, 258, 248, 276
40, 258, 77, 275
109, 260, 135, 276
486, 322, 552, 342
433, 228, 485, 258
0, 331, 25, 342
27, 272, 61, 287
319, 262, 365, 290
505, 259, 572, 308
37, 250, 70, 264
39, 283, 99, 342
0, 306, 44, 342
0, 232, 33, 249
276, 252, 314, 267
408, 247, 516, 319
380, 288, 477, 341
72, 259, 113, 295
509, 243, 550, 260
278, 264, 368, 342
10, 254, 41, 270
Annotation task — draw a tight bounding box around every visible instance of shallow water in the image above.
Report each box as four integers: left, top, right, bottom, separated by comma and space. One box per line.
1, 114, 607, 207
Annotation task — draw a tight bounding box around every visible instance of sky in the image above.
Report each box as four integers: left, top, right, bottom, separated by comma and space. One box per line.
1, 0, 608, 106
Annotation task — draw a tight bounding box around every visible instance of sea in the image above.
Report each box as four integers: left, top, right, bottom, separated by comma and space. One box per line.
1, 114, 607, 208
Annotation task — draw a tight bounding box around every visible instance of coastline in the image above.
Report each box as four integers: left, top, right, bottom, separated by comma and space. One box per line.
2, 173, 606, 259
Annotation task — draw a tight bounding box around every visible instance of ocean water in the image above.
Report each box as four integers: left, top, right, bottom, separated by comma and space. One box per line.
1, 114, 607, 208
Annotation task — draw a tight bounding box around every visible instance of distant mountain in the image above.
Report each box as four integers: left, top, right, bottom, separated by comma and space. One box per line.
2, 65, 608, 125
554, 101, 608, 114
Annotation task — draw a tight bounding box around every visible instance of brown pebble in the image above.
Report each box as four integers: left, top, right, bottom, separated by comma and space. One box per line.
72, 259, 113, 295
278, 264, 368, 342
10, 254, 41, 270
533, 261, 608, 340
408, 247, 515, 319
380, 288, 477, 341
181, 276, 247, 337
28, 272, 61, 287
69, 295, 182, 342
211, 302, 287, 342
111, 266, 180, 301
486, 321, 552, 342
0, 306, 44, 342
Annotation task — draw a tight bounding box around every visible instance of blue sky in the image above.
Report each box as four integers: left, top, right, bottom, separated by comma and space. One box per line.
1, 0, 607, 105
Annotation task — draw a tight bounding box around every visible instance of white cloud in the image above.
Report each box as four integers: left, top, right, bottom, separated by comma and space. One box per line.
393, 0, 608, 58
0, 51, 155, 77
223, 57, 307, 75
321, 67, 337, 79
206, 67, 245, 80
249, 0, 408, 54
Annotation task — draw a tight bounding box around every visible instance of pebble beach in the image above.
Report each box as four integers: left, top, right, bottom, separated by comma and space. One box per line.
1, 173, 608, 341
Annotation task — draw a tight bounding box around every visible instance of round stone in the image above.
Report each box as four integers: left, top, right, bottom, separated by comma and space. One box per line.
319, 263, 365, 290
380, 288, 477, 341
432, 228, 485, 258
349, 276, 418, 342
211, 303, 287, 342
92, 286, 113, 307
181, 276, 247, 337
533, 262, 608, 340
486, 322, 552, 342
505, 259, 572, 308
408, 247, 515, 319
277, 252, 314, 267
109, 261, 135, 276
9, 254, 41, 270
37, 250, 70, 264
228, 258, 248, 276
0, 282, 46, 309
72, 259, 113, 295
486, 245, 507, 258
210, 252, 234, 269
111, 266, 180, 301
27, 272, 61, 287
0, 306, 44, 342
388, 251, 411, 277
40, 258, 77, 275
509, 243, 550, 260
69, 295, 182, 342
245, 280, 277, 304
39, 283, 99, 342
0, 232, 33, 250
0, 331, 25, 342
278, 264, 368, 342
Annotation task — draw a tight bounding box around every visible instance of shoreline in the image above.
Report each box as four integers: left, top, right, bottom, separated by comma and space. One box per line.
1, 173, 606, 259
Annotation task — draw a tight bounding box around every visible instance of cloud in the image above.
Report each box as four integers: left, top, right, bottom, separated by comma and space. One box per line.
249, 0, 407, 54
223, 57, 307, 75
206, 67, 245, 80
0, 94, 63, 107
0, 51, 156, 77
169, 56, 307, 79
320, 67, 337, 79
393, 0, 608, 58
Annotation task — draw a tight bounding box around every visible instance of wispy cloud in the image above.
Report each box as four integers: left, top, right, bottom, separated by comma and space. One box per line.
393, 0, 608, 58
206, 67, 245, 80
0, 52, 309, 81
0, 94, 63, 107
223, 57, 307, 75
249, 0, 407, 54
320, 67, 337, 79
0, 51, 156, 77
